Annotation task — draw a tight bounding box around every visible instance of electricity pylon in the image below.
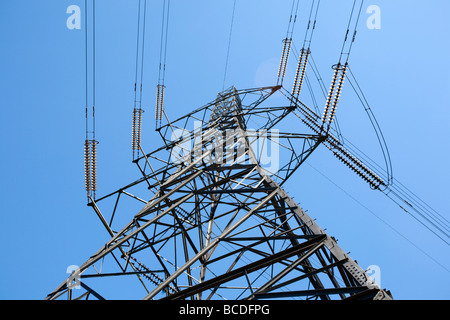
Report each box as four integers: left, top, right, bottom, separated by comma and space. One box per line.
46, 86, 392, 300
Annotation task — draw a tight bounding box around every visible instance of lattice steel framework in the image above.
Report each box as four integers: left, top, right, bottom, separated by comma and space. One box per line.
46, 86, 392, 300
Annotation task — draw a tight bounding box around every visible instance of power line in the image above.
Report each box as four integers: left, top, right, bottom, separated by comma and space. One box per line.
291, 0, 321, 114
319, 0, 365, 136
345, 66, 393, 185
385, 188, 450, 246
84, 0, 98, 200
305, 161, 450, 273
341, 66, 449, 245
277, 0, 301, 86
132, 0, 148, 160
92, 0, 96, 140
286, 69, 450, 246
301, 0, 321, 50
139, 0, 147, 106
223, 0, 237, 91
155, 0, 170, 130
339, 0, 364, 65
158, 0, 170, 86
133, 0, 142, 109
85, 0, 88, 140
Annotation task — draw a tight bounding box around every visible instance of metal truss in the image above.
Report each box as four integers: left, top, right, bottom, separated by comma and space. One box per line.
46, 86, 392, 300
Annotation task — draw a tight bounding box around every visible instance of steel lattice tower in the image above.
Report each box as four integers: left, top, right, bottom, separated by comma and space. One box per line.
46, 86, 392, 300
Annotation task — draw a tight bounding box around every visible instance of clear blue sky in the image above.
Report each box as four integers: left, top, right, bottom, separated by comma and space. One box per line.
0, 0, 449, 300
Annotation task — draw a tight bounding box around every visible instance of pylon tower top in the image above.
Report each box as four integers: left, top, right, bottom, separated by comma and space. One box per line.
47, 86, 392, 300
